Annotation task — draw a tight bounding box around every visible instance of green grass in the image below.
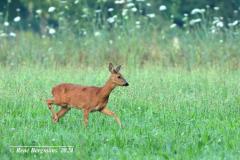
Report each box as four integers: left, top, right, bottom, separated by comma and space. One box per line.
1, 25, 240, 69
1, 66, 240, 159
1, 2, 240, 159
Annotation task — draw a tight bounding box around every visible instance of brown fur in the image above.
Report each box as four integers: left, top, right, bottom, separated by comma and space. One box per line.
46, 63, 128, 127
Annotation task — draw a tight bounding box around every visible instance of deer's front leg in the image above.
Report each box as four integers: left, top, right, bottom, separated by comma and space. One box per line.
83, 109, 90, 127
100, 107, 122, 127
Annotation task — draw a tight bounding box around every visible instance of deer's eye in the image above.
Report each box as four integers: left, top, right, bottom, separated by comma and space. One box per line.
117, 76, 121, 79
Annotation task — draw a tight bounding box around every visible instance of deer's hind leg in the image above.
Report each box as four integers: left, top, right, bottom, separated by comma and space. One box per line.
56, 107, 71, 122
46, 98, 59, 123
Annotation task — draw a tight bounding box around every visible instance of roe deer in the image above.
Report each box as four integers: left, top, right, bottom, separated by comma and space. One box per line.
46, 63, 129, 127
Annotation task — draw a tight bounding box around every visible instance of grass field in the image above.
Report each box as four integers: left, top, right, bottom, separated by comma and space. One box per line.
1, 1, 240, 159
1, 66, 240, 159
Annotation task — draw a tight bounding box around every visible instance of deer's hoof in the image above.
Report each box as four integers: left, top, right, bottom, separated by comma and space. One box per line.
52, 115, 59, 123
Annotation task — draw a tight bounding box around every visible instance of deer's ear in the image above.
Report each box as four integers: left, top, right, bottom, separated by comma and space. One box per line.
115, 65, 121, 73
109, 63, 114, 73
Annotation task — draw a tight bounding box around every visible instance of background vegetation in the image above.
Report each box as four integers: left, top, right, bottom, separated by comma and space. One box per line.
0, 0, 240, 68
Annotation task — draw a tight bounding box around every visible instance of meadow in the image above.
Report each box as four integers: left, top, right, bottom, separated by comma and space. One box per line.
1, 1, 240, 159
1, 66, 240, 159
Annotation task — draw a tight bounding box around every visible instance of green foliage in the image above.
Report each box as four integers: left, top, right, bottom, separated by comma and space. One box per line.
0, 0, 240, 33
0, 26, 240, 70
1, 67, 240, 159
0, 0, 239, 69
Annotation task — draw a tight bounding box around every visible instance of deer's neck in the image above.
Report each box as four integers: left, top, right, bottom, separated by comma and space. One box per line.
99, 79, 116, 99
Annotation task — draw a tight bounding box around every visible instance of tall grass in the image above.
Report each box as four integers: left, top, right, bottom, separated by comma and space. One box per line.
0, 26, 240, 69
0, 1, 240, 69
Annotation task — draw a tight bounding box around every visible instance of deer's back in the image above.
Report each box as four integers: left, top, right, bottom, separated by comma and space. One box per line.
52, 83, 102, 109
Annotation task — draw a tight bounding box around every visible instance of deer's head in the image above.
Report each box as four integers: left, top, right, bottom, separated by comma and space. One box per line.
108, 63, 129, 87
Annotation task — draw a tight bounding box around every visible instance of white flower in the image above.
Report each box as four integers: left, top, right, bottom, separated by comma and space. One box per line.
0, 33, 7, 37
189, 18, 202, 25
36, 9, 42, 14
108, 8, 114, 12
94, 31, 101, 37
107, 18, 114, 23
213, 17, 224, 28
4, 21, 9, 26
126, 3, 134, 7
115, 0, 125, 4
146, 3, 151, 7
136, 24, 141, 28
16, 8, 20, 12
213, 17, 220, 24
14, 16, 21, 22
147, 13, 155, 18
83, 31, 87, 35
48, 6, 56, 13
211, 26, 216, 33
107, 16, 117, 23
182, 16, 188, 21
49, 28, 56, 34
191, 8, 205, 15
74, 19, 79, 24
159, 5, 167, 11
131, 7, 137, 12
214, 7, 220, 11
122, 9, 128, 16
216, 21, 224, 28
83, 7, 88, 13
81, 14, 87, 18
170, 23, 176, 28
74, 0, 79, 4
228, 20, 238, 27
9, 32, 16, 37
135, 21, 140, 25
95, 9, 102, 13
